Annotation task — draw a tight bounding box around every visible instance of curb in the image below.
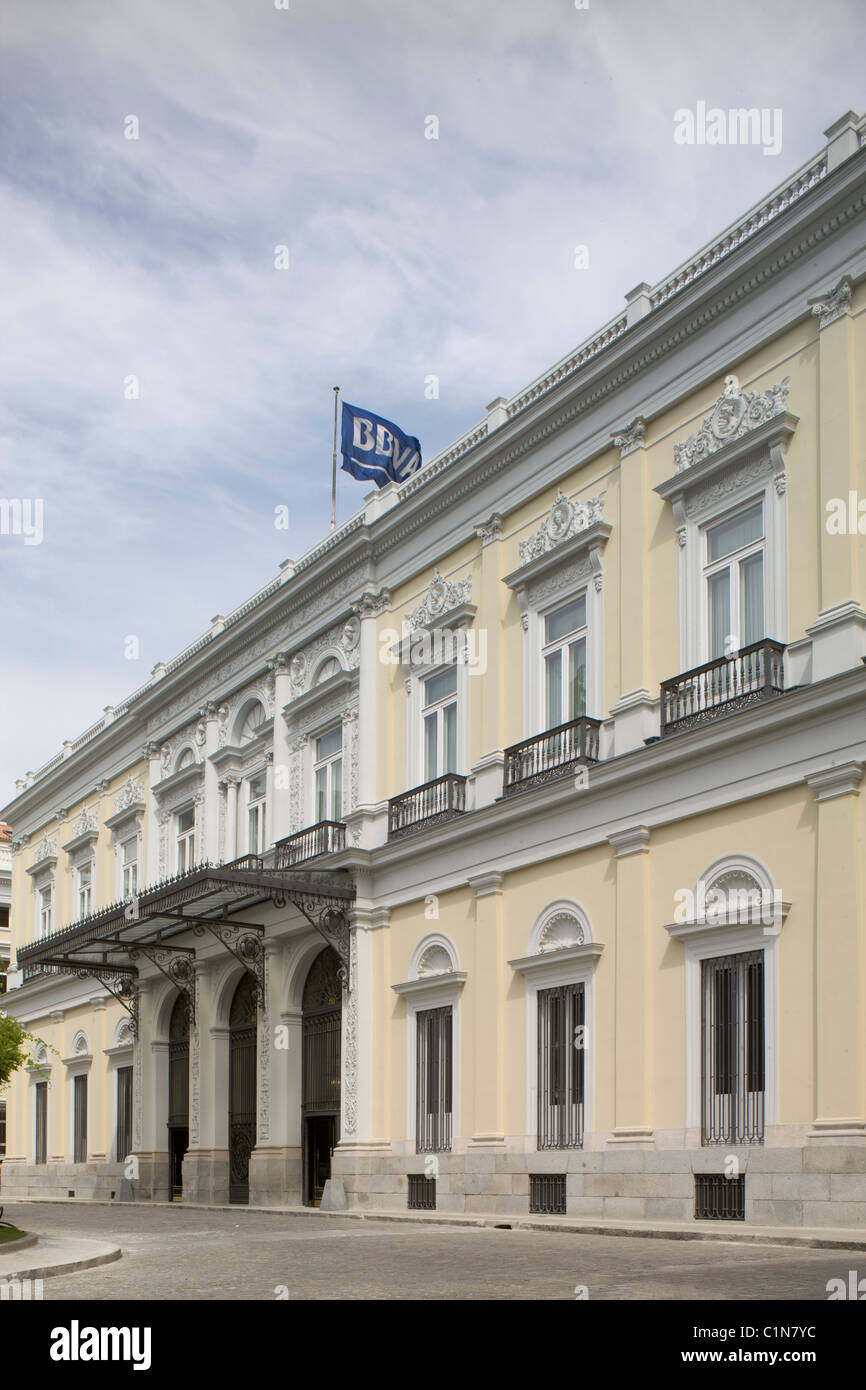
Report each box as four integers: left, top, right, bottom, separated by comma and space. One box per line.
0, 1231, 39, 1252
0, 1237, 122, 1282
4, 1195, 866, 1251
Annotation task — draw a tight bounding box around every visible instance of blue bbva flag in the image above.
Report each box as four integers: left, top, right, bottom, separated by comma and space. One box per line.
340, 402, 422, 488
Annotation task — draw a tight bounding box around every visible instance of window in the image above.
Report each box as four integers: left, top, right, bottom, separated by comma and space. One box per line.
116, 1066, 133, 1163
423, 667, 458, 782
121, 836, 138, 897
77, 862, 93, 918
38, 884, 53, 939
543, 595, 587, 729
247, 774, 267, 854
704, 502, 765, 659
239, 704, 266, 744
701, 950, 764, 1144
537, 982, 585, 1148
73, 1073, 88, 1163
416, 1006, 452, 1153
35, 1082, 47, 1164
313, 727, 343, 822
176, 808, 195, 873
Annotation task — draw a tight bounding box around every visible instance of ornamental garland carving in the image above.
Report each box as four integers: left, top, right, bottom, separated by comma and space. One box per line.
406, 570, 473, 631
674, 375, 790, 472
519, 491, 605, 564
683, 453, 782, 520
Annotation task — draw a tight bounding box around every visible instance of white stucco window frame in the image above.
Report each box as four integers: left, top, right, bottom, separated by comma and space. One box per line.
510, 925, 604, 1148
402, 632, 473, 789
664, 854, 789, 1136
393, 970, 466, 1152
503, 523, 610, 737
105, 803, 144, 900
655, 412, 797, 673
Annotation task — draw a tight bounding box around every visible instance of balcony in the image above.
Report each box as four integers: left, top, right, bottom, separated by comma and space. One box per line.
274, 821, 346, 867
660, 639, 785, 737
504, 716, 601, 795
388, 774, 467, 840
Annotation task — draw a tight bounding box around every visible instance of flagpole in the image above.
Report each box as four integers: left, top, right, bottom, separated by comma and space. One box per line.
331, 386, 340, 530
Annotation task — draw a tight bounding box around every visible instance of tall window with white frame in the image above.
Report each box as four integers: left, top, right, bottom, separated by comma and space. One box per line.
543, 594, 587, 730
38, 884, 53, 939
116, 1066, 133, 1163
537, 983, 585, 1149
247, 773, 267, 854
77, 862, 93, 918
313, 727, 343, 823
121, 836, 138, 897
701, 950, 765, 1145
423, 667, 458, 782
176, 807, 195, 873
416, 1006, 452, 1153
704, 500, 765, 660
73, 1073, 88, 1163
35, 1081, 47, 1164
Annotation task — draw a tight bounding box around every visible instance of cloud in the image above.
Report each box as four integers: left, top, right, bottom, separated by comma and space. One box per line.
1, 0, 864, 801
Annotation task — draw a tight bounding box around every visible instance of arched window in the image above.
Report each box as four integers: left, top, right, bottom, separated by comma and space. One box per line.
176, 747, 195, 771
238, 703, 267, 745
314, 657, 341, 687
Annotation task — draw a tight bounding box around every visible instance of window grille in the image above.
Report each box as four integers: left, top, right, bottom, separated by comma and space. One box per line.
416, 1007, 452, 1153
116, 1066, 133, 1163
408, 1175, 437, 1210
701, 950, 765, 1144
695, 1173, 746, 1220
530, 1174, 567, 1215
538, 983, 585, 1148
35, 1082, 47, 1164
73, 1074, 88, 1164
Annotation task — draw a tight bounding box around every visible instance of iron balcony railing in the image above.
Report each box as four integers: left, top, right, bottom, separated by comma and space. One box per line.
503, 715, 601, 795
660, 639, 785, 737
274, 821, 346, 867
388, 773, 466, 840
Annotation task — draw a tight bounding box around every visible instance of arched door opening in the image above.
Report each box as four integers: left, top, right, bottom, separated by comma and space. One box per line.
168, 994, 190, 1201
229, 973, 258, 1205
302, 948, 342, 1206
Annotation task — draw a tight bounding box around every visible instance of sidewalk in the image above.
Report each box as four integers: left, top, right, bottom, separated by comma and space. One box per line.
6, 1195, 866, 1251
0, 1232, 121, 1282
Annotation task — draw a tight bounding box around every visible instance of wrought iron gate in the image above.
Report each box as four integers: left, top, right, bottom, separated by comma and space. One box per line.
229, 973, 258, 1203
168, 993, 190, 1198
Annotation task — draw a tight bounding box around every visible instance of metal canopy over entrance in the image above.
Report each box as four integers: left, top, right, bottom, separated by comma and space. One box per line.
16, 855, 355, 1030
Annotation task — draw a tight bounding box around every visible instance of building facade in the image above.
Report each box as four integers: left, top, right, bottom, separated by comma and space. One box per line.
2, 111, 865, 1226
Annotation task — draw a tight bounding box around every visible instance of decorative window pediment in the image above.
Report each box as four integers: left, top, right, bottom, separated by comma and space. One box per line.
504, 493, 610, 601
406, 569, 475, 633
664, 855, 790, 941
26, 835, 58, 878
63, 808, 99, 860
509, 900, 604, 978
657, 376, 797, 525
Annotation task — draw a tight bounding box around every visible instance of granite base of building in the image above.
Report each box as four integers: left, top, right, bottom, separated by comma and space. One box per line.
181, 1148, 230, 1204
248, 1147, 302, 1206
330, 1146, 866, 1228
0, 1157, 129, 1200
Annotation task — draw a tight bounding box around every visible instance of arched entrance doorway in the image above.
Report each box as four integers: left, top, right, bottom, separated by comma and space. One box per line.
302, 947, 342, 1206
229, 973, 258, 1205
168, 994, 190, 1201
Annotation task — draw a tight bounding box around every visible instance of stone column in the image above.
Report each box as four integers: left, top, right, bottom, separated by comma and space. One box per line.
350, 590, 389, 846
470, 515, 504, 808
609, 422, 656, 752
131, 979, 170, 1198
607, 826, 654, 1147
200, 703, 221, 860
222, 776, 239, 863
269, 654, 292, 842
806, 278, 866, 678
468, 871, 505, 1146
144, 742, 162, 884
806, 763, 865, 1141
183, 960, 230, 1203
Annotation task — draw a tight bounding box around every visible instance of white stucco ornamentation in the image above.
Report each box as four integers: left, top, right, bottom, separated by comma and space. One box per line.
519, 491, 604, 564
674, 375, 790, 472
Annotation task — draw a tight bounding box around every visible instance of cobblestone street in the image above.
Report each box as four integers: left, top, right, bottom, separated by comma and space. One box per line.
3, 1202, 857, 1301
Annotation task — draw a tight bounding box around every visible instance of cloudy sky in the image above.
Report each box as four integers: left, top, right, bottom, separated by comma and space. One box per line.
1, 0, 864, 804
